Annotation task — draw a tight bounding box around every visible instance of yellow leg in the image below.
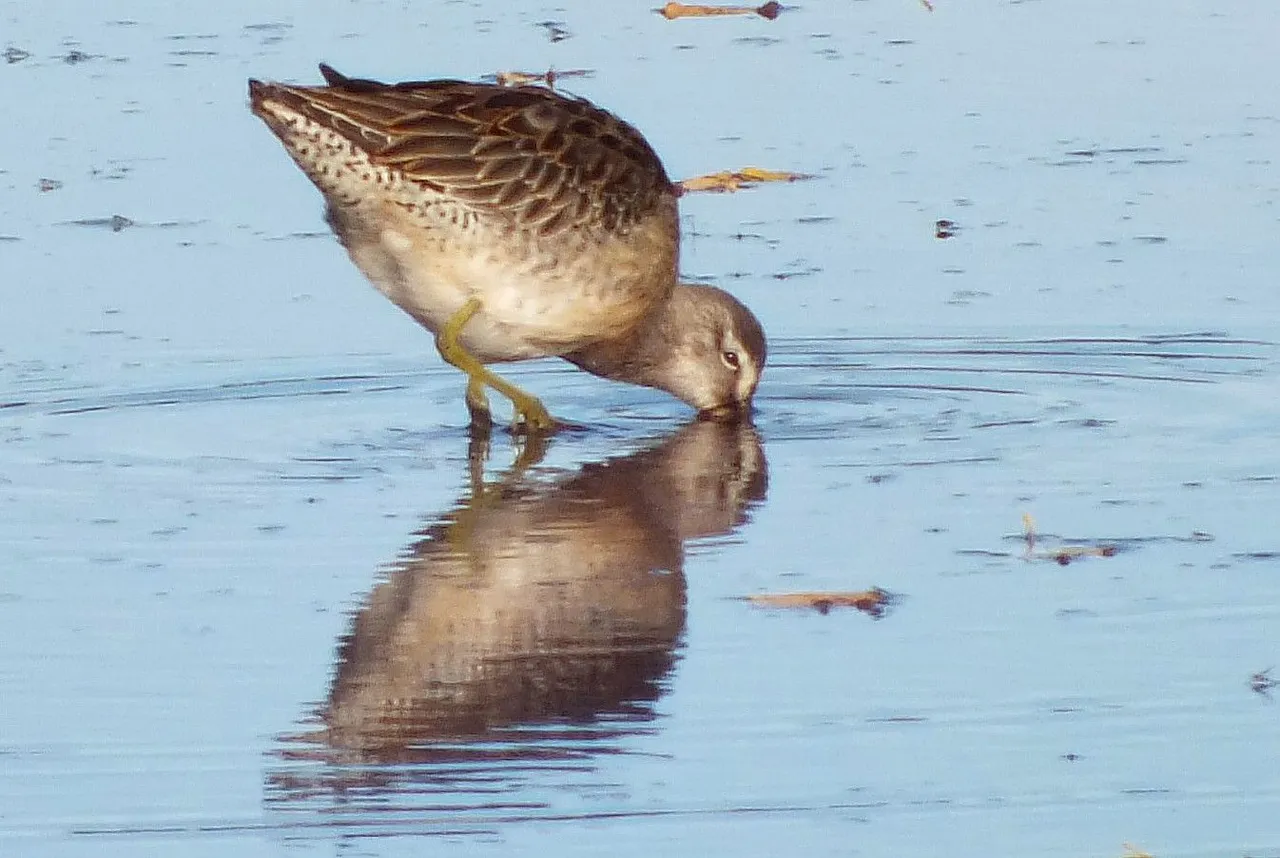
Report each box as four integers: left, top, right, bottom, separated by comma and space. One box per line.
435, 297, 556, 432
465, 376, 492, 431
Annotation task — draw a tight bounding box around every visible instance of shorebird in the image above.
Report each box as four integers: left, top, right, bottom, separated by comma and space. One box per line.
248, 64, 765, 431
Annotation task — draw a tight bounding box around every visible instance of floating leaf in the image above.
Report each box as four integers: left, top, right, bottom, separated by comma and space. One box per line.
488, 68, 593, 88
745, 587, 896, 617
679, 166, 813, 193
1019, 513, 1118, 564
659, 2, 782, 21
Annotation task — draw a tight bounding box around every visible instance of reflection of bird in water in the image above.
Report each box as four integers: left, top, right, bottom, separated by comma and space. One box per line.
316, 420, 767, 761
248, 65, 766, 430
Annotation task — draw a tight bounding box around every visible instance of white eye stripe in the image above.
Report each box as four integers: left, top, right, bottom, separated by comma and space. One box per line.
736, 356, 761, 401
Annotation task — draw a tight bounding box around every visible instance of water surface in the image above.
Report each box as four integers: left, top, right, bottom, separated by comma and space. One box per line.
2, 1, 1279, 856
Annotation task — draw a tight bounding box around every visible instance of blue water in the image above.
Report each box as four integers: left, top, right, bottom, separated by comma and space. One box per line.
2, 2, 1279, 856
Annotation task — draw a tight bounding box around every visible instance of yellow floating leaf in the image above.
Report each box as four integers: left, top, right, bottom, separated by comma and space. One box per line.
679, 167, 813, 193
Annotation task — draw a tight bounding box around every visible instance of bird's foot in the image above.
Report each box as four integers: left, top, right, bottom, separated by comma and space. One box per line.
508, 390, 556, 434
438, 297, 562, 435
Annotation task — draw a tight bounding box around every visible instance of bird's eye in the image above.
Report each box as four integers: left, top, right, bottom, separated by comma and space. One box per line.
721, 350, 741, 371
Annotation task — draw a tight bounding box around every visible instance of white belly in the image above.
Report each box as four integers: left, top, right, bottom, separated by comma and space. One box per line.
338, 201, 672, 363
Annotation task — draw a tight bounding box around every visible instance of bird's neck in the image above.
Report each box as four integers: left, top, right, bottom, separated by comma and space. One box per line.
562, 287, 687, 391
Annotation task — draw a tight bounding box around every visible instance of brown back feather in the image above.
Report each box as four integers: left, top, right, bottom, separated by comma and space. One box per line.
256, 65, 676, 235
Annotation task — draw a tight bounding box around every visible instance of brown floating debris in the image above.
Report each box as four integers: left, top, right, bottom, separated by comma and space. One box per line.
1050, 544, 1118, 566
659, 1, 782, 21
1122, 844, 1154, 858
489, 68, 593, 88
746, 587, 896, 618
1022, 513, 1119, 565
679, 166, 813, 193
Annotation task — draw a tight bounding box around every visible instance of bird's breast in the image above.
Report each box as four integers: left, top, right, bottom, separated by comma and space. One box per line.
337, 195, 678, 363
